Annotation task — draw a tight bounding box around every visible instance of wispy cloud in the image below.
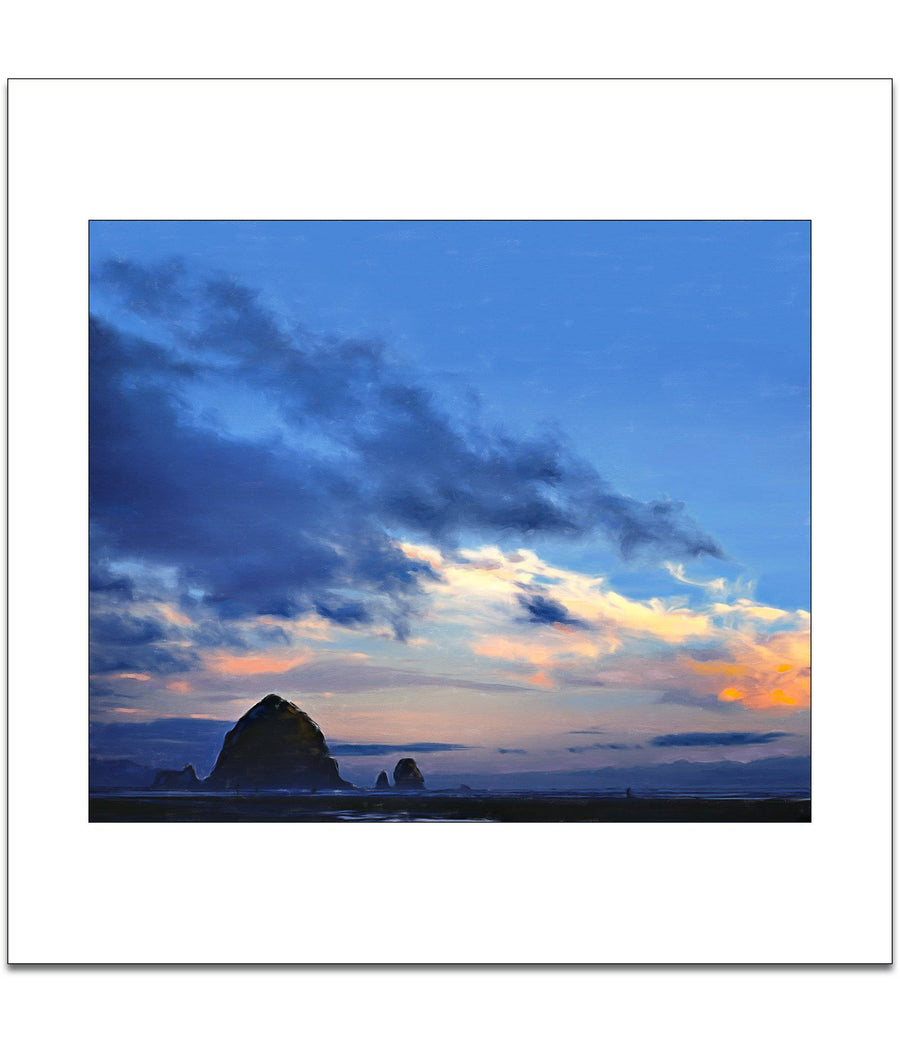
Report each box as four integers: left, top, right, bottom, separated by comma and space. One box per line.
402, 543, 810, 712
567, 742, 642, 753
649, 731, 793, 748
329, 741, 473, 757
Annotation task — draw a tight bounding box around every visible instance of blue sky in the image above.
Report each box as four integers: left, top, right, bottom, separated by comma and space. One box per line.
89, 221, 810, 785
92, 220, 809, 609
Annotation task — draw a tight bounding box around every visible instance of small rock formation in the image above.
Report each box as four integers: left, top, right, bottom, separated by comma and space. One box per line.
458, 783, 473, 792
374, 770, 391, 790
205, 694, 352, 791
393, 757, 425, 790
152, 764, 201, 790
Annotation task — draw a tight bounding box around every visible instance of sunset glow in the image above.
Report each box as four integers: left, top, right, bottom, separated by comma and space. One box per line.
89, 221, 809, 789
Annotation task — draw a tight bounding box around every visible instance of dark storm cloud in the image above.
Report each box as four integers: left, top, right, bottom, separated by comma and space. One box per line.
90, 613, 167, 646
89, 678, 128, 702
90, 262, 722, 632
89, 562, 134, 600
90, 317, 432, 629
92, 258, 188, 316
649, 731, 792, 748
89, 609, 199, 677
517, 593, 588, 629
89, 644, 199, 677
315, 602, 373, 627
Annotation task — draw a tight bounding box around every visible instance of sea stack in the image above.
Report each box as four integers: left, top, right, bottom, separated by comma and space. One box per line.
205, 694, 351, 791
151, 764, 201, 790
393, 757, 425, 790
374, 770, 391, 790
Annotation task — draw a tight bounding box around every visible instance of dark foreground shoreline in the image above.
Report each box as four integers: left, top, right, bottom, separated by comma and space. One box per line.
89, 790, 811, 823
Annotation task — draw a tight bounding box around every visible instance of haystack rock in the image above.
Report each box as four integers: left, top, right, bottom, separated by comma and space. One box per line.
393, 757, 425, 790
152, 764, 201, 790
374, 770, 391, 790
205, 694, 351, 791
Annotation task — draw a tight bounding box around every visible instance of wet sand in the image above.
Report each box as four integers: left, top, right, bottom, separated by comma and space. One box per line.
89, 790, 811, 823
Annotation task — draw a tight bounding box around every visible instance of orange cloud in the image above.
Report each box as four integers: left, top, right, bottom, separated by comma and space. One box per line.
690, 661, 749, 678
166, 680, 193, 694
203, 648, 313, 676
684, 629, 810, 710
471, 631, 601, 675
258, 615, 337, 642
157, 604, 193, 627
398, 542, 444, 569
472, 637, 556, 667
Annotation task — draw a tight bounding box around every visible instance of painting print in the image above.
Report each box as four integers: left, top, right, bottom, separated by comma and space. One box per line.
89, 220, 810, 822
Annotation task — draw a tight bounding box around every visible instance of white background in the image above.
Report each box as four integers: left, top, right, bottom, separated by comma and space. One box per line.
3, 4, 896, 1039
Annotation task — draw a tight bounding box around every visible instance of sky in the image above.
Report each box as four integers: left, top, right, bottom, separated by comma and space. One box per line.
89, 220, 810, 787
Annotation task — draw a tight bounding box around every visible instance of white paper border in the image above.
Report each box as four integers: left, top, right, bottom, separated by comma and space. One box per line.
8, 79, 892, 964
